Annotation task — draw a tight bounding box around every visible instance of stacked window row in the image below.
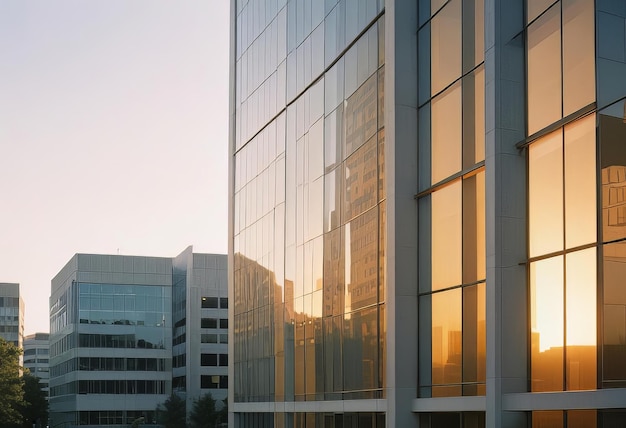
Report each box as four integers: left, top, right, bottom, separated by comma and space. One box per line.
201, 297, 229, 309
233, 15, 385, 403
51, 380, 167, 396
201, 318, 228, 329
417, 0, 486, 398
79, 411, 157, 426
78, 283, 170, 327
201, 353, 228, 367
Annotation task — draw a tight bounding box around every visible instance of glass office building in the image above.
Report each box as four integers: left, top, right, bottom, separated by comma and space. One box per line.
228, 0, 626, 426
48, 249, 227, 428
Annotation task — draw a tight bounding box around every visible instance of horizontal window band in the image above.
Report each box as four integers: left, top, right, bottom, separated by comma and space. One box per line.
516, 102, 596, 150
414, 163, 485, 200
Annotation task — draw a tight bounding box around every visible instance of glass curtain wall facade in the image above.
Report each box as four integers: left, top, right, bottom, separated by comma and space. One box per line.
230, 0, 626, 426
416, 0, 486, 403
231, 0, 385, 426
523, 0, 626, 426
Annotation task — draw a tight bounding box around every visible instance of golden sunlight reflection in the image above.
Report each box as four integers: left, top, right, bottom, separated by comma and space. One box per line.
531, 256, 564, 353
566, 248, 596, 347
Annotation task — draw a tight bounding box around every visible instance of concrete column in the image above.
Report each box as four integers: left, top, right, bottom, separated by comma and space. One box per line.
385, 0, 419, 426
484, 0, 527, 426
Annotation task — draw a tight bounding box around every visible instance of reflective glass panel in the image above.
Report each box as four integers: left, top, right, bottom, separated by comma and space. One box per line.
432, 181, 463, 291
565, 248, 596, 390
432, 288, 462, 396
344, 209, 378, 313
462, 283, 486, 396
532, 411, 564, 428
603, 241, 626, 386
529, 130, 564, 257
379, 202, 386, 303
431, 0, 462, 95
343, 136, 378, 222
563, 0, 595, 116
565, 114, 596, 248
531, 256, 564, 392
528, 4, 562, 134
567, 410, 597, 428
462, 0, 485, 72
463, 66, 485, 167
323, 227, 345, 317
324, 105, 344, 172
463, 171, 486, 283
599, 100, 626, 243
432, 81, 462, 183
343, 307, 378, 393
344, 72, 377, 158
527, 0, 557, 24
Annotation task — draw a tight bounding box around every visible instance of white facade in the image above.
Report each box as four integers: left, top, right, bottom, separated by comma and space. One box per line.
24, 332, 50, 395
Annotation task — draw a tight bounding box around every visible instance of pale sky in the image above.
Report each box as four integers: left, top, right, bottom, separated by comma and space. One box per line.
0, 0, 230, 335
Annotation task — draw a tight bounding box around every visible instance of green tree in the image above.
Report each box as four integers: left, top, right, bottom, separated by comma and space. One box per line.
0, 337, 24, 427
20, 373, 48, 428
157, 394, 186, 428
189, 393, 216, 428
217, 398, 227, 427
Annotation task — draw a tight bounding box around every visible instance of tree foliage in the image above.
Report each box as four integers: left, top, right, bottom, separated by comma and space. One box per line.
21, 373, 48, 428
157, 394, 186, 428
189, 393, 216, 428
218, 398, 227, 427
0, 337, 25, 427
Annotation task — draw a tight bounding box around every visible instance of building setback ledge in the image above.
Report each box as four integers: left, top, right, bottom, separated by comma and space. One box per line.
411, 396, 486, 412
503, 389, 626, 411
233, 399, 387, 413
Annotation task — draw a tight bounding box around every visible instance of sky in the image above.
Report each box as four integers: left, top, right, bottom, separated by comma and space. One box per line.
0, 0, 230, 335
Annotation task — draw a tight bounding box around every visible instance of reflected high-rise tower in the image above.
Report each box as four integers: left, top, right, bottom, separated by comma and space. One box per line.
228, 0, 626, 426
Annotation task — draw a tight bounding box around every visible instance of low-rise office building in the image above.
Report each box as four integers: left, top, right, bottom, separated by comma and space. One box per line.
49, 247, 227, 428
24, 332, 51, 395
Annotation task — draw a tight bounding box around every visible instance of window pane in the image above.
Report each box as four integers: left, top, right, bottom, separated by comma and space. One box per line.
462, 283, 486, 395
463, 66, 485, 167
565, 114, 597, 248
567, 410, 597, 428
532, 411, 563, 428
342, 307, 378, 394
603, 241, 626, 386
432, 181, 463, 291
527, 0, 557, 24
344, 72, 377, 159
565, 248, 597, 390
529, 130, 564, 257
325, 167, 342, 232
563, 0, 595, 116
531, 256, 564, 392
431, 0, 462, 95
202, 297, 218, 309
343, 136, 378, 222
323, 227, 344, 317
462, 0, 485, 72
432, 289, 462, 396
432, 82, 462, 183
528, 4, 562, 134
599, 100, 626, 243
463, 171, 486, 283
345, 209, 378, 312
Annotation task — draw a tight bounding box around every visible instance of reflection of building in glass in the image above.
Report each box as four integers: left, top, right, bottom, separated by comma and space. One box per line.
228, 0, 626, 426
24, 332, 50, 397
48, 248, 227, 428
